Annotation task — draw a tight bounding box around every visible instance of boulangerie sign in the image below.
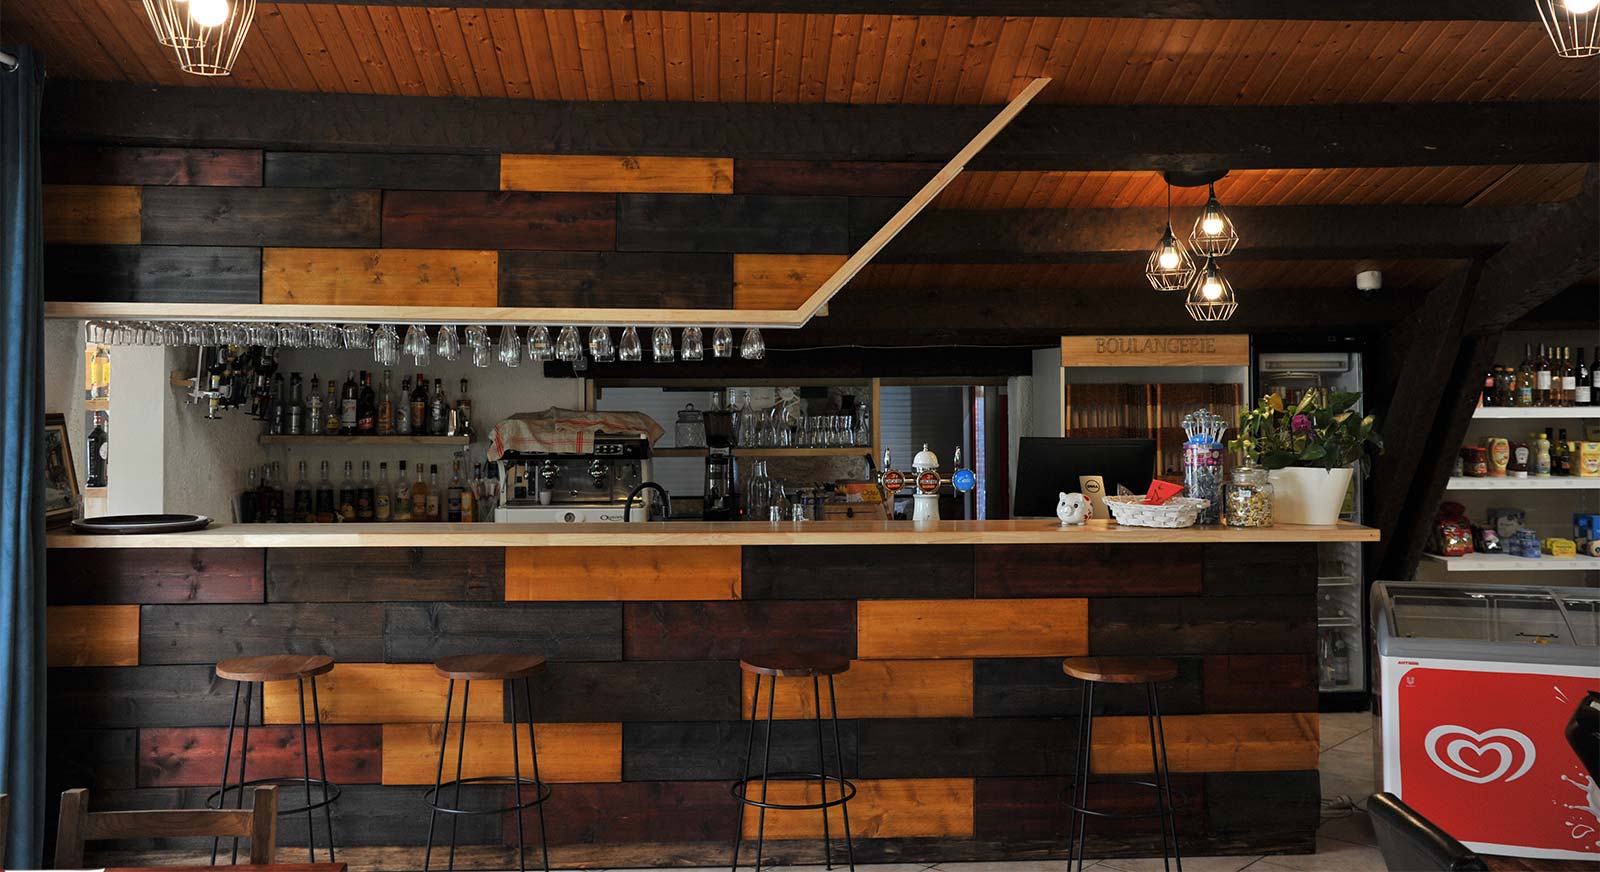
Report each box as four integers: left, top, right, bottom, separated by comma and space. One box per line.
1060, 334, 1249, 367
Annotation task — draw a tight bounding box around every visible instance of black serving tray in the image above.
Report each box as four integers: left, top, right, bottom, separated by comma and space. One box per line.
70, 513, 212, 535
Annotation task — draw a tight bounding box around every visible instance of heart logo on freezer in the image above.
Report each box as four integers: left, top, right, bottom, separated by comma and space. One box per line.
1424, 725, 1537, 784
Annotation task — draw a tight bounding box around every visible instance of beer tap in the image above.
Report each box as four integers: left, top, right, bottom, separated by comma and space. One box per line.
878, 444, 976, 522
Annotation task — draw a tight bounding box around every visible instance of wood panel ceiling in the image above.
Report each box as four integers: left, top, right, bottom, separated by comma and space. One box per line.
10, 5, 1599, 105
852, 259, 1464, 293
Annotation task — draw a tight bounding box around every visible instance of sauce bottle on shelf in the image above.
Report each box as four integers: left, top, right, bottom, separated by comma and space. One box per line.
1508, 439, 1529, 478
1533, 430, 1552, 478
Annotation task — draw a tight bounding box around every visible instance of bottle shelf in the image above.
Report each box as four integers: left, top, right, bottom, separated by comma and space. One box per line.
1473, 406, 1598, 419
1445, 476, 1600, 491
1421, 552, 1600, 572
260, 435, 470, 446
651, 447, 870, 458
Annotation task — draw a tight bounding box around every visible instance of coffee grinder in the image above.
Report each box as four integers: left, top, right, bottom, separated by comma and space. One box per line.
702, 406, 738, 520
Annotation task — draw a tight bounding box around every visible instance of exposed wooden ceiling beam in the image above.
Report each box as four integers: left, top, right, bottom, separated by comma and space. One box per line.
282, 0, 1540, 21
1465, 165, 1600, 333
44, 81, 1598, 172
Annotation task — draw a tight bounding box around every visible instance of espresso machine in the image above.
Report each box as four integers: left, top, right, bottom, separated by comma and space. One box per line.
494, 432, 652, 523
702, 408, 738, 520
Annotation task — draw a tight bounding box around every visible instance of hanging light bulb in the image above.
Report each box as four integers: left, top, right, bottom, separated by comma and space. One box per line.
1189, 183, 1239, 257
1567, 0, 1600, 12
188, 0, 230, 26
1145, 184, 1197, 291
173, 0, 255, 75
1185, 257, 1238, 322
1537, 0, 1600, 57
140, 0, 207, 47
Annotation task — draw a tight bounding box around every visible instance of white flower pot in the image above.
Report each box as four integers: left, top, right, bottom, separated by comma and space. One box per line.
1268, 466, 1355, 526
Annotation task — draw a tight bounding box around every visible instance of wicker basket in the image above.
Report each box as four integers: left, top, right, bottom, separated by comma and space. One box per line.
1103, 495, 1210, 529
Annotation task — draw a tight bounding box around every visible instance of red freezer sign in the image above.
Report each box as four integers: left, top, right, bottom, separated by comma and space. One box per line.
1397, 666, 1600, 858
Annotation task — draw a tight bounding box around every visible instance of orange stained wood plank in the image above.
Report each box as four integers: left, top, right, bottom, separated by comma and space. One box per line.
733, 254, 849, 310
381, 722, 621, 785
46, 604, 139, 667
500, 155, 734, 194
1092, 712, 1320, 775
43, 185, 141, 245
741, 659, 973, 719
263, 663, 502, 724
856, 599, 1087, 659
260, 248, 498, 307
504, 546, 741, 601
743, 777, 974, 839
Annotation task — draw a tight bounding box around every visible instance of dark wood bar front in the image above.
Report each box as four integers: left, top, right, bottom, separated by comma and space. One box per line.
44, 521, 1373, 866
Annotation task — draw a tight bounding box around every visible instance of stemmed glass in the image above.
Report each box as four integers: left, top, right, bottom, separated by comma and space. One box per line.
650, 327, 675, 362
681, 327, 704, 361
341, 324, 373, 350
712, 327, 734, 358
279, 323, 309, 348
527, 326, 553, 362
740, 328, 766, 360
373, 324, 400, 366
498, 325, 522, 367
435, 325, 461, 362
619, 326, 643, 362
404, 324, 431, 366
589, 326, 615, 362
309, 323, 340, 348
465, 325, 492, 368
555, 326, 582, 362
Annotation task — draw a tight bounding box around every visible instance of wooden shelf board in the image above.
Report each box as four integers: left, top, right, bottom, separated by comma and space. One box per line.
1421, 553, 1600, 572
83, 398, 109, 412
260, 435, 470, 446
1445, 476, 1600, 491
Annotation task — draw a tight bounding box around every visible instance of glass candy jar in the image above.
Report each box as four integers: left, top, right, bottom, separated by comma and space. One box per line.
1224, 463, 1275, 528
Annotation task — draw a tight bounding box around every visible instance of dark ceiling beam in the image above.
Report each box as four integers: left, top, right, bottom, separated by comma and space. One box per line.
43, 81, 1598, 172
281, 0, 1541, 19
873, 203, 1558, 263
1464, 166, 1600, 333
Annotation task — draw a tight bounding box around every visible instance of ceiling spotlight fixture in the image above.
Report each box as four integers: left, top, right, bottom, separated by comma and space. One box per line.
1145, 183, 1197, 292
1537, 0, 1600, 57
1189, 183, 1239, 257
1185, 257, 1238, 323
173, 0, 255, 76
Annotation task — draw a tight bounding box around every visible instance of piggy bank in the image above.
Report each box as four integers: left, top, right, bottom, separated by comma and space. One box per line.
1056, 491, 1092, 526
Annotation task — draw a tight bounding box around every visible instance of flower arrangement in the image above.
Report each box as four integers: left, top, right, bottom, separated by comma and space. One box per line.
1228, 390, 1383, 473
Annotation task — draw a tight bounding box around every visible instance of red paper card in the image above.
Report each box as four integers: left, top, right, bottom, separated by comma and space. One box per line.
1145, 480, 1184, 505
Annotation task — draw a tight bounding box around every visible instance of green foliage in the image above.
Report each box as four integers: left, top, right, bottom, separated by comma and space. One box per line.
1227, 389, 1384, 473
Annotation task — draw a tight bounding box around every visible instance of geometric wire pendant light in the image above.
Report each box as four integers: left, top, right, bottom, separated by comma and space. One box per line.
1189, 182, 1240, 258
1537, 0, 1600, 58
1145, 183, 1197, 292
1185, 256, 1239, 322
172, 0, 255, 76
140, 0, 209, 48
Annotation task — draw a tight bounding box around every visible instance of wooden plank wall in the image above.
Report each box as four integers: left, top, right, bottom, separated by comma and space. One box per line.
45, 543, 1320, 866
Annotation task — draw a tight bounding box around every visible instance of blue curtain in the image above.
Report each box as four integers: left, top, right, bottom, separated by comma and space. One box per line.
0, 43, 46, 867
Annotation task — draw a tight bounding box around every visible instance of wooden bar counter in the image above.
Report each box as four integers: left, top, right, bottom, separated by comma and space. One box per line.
44, 520, 1374, 867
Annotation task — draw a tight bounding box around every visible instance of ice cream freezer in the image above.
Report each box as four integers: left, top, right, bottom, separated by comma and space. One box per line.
1372, 581, 1600, 861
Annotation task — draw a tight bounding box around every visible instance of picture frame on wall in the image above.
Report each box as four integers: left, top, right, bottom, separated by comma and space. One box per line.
44, 412, 79, 528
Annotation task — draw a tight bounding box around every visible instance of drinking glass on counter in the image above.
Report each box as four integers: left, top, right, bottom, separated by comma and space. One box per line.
745, 460, 772, 521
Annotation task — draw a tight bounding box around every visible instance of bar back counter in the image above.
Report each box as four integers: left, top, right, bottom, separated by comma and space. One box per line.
44, 520, 1375, 867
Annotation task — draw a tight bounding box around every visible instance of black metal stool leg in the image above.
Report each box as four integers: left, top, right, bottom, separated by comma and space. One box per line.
1074, 680, 1096, 872
813, 675, 833, 870
1065, 677, 1089, 869
521, 678, 551, 872
423, 679, 455, 872
1150, 682, 1181, 872
448, 680, 471, 871
753, 674, 777, 871
297, 678, 317, 862
310, 675, 336, 861
509, 676, 527, 872
827, 675, 854, 872
731, 673, 761, 871
211, 680, 242, 864
1144, 682, 1171, 872
232, 681, 255, 865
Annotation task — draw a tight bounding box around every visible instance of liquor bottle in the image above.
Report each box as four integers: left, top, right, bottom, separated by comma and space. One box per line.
1534, 430, 1552, 477
1481, 368, 1496, 406
207, 349, 228, 419
446, 459, 465, 522
356, 460, 376, 522
426, 464, 442, 521
1330, 631, 1351, 685
1577, 348, 1593, 406
257, 463, 280, 524
1556, 429, 1575, 477
1561, 347, 1578, 407
324, 380, 341, 434
410, 459, 429, 521
339, 370, 359, 435
239, 467, 259, 523
374, 462, 393, 522
1517, 344, 1536, 407
355, 371, 375, 434
459, 466, 475, 523
393, 460, 414, 522
86, 411, 109, 487
456, 379, 473, 440
1591, 347, 1600, 406
377, 370, 394, 436
269, 371, 286, 434
396, 376, 413, 435
293, 460, 314, 522
314, 460, 336, 523
472, 462, 488, 522
287, 371, 305, 435
90, 344, 111, 400
1535, 343, 1552, 407
429, 379, 448, 436
409, 373, 428, 433
338, 461, 357, 521
307, 374, 324, 435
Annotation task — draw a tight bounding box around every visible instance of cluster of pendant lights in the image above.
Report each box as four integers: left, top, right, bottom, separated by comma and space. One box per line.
1144, 180, 1240, 322
1538, 0, 1600, 58
141, 0, 256, 76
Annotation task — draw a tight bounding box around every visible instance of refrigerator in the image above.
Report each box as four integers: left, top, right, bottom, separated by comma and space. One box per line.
1254, 349, 1368, 710
1371, 581, 1600, 861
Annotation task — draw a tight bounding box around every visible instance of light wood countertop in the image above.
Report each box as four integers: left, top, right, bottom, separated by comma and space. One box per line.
46, 519, 1378, 548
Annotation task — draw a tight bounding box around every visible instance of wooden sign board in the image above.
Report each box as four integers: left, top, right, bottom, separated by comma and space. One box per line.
1061, 335, 1250, 368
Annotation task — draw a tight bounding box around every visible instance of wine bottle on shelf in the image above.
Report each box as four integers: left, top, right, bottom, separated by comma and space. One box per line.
256, 463, 277, 524
409, 373, 428, 434
324, 380, 340, 434
86, 411, 109, 488
239, 467, 258, 524
396, 376, 413, 435
410, 459, 429, 521
1517, 344, 1536, 407
374, 462, 393, 522
340, 370, 359, 435
1561, 347, 1577, 408
293, 460, 313, 522
1556, 429, 1574, 477
306, 374, 324, 435
429, 379, 448, 436
314, 460, 336, 523
1590, 347, 1600, 406
356, 460, 376, 522
287, 371, 304, 435
446, 459, 464, 522
1535, 343, 1552, 407
456, 378, 473, 440
426, 464, 442, 520
338, 461, 357, 521
377, 370, 394, 436
356, 371, 376, 434
392, 460, 414, 522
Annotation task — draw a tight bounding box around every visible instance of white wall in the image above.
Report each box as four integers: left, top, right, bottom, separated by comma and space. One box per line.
42, 320, 86, 492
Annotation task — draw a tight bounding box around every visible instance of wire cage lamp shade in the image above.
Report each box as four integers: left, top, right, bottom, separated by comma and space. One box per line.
163, 0, 256, 76
1185, 257, 1238, 322
141, 0, 209, 48
1189, 183, 1240, 257
1145, 223, 1197, 291
1537, 0, 1600, 58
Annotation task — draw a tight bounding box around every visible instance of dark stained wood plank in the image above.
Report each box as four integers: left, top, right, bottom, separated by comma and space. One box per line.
1466, 167, 1598, 333
858, 717, 1075, 778
1202, 543, 1317, 597
976, 544, 1202, 597
264, 547, 503, 602
138, 725, 382, 787
975, 774, 1206, 840
49, 729, 139, 790
617, 193, 849, 253
42, 244, 261, 304
620, 720, 860, 781
264, 151, 499, 189
1205, 771, 1321, 836
1088, 596, 1314, 656
43, 145, 263, 186
383, 602, 622, 662
515, 660, 741, 723
527, 781, 736, 846
733, 160, 940, 197
741, 545, 974, 599
973, 657, 1203, 718
48, 548, 265, 605
498, 250, 732, 308
140, 186, 380, 247
138, 603, 385, 665
50, 665, 250, 728
622, 601, 854, 661
382, 190, 615, 250
1203, 654, 1318, 714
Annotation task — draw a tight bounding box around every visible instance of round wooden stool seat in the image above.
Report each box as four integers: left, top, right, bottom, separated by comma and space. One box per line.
1062, 656, 1178, 685
216, 654, 334, 682
434, 653, 547, 680
739, 652, 851, 678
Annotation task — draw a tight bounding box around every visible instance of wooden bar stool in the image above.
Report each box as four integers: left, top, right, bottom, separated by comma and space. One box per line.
1062, 656, 1183, 872
732, 652, 856, 872
424, 653, 552, 872
211, 654, 339, 865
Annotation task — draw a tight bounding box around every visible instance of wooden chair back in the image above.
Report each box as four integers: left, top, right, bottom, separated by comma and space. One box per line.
54, 785, 277, 867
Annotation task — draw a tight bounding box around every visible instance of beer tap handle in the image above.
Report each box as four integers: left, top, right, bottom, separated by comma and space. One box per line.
951, 445, 976, 494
